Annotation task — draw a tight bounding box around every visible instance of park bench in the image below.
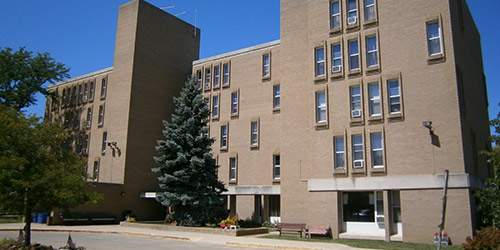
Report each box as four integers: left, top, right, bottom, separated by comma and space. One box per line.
277, 223, 307, 237
88, 213, 116, 224
306, 225, 331, 238
60, 213, 89, 225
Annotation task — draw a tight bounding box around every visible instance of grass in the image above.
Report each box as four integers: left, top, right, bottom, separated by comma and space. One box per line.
260, 235, 463, 250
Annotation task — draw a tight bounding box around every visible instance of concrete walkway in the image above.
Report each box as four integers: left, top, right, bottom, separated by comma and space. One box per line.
0, 223, 372, 250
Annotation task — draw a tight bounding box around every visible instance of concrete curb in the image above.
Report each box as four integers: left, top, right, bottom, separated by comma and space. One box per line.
0, 228, 191, 242
226, 242, 323, 250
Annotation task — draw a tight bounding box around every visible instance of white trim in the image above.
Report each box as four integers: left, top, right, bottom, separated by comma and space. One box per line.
193, 40, 280, 66
224, 185, 281, 195
308, 173, 484, 191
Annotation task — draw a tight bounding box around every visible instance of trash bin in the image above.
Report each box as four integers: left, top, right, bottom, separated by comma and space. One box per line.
37, 213, 49, 224
32, 213, 38, 223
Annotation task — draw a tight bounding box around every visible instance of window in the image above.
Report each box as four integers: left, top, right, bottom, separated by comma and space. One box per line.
347, 0, 358, 24
366, 36, 378, 68
263, 54, 270, 78
213, 65, 220, 88
62, 89, 67, 105
223, 63, 230, 86
350, 86, 362, 118
98, 105, 104, 126
83, 83, 88, 101
221, 125, 228, 149
196, 70, 202, 88
73, 110, 80, 129
330, 0, 341, 30
86, 107, 92, 127
368, 83, 381, 116
427, 21, 442, 56
78, 85, 83, 103
388, 80, 401, 114
316, 91, 327, 123
251, 121, 259, 146
83, 134, 89, 154
204, 67, 211, 89
212, 95, 219, 118
273, 155, 280, 180
100, 78, 107, 98
331, 43, 342, 73
71, 86, 76, 104
343, 192, 374, 222
371, 133, 384, 168
334, 137, 345, 169
89, 81, 95, 100
348, 40, 360, 71
231, 92, 238, 115
364, 0, 376, 22
273, 85, 280, 109
352, 134, 364, 168
101, 132, 107, 152
315, 47, 326, 77
229, 157, 237, 181
203, 97, 210, 109
93, 161, 99, 182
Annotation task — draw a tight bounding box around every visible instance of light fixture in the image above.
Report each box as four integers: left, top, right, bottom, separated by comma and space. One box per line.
422, 121, 434, 134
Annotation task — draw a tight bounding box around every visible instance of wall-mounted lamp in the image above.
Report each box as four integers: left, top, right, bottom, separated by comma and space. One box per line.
422, 121, 434, 135
107, 141, 118, 148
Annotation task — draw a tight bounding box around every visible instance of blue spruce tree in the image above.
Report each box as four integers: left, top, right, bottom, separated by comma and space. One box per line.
153, 77, 227, 226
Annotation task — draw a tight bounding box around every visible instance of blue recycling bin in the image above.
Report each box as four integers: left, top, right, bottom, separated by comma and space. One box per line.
32, 213, 38, 223
37, 213, 49, 224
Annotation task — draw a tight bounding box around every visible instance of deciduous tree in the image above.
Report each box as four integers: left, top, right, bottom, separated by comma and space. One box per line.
0, 105, 101, 246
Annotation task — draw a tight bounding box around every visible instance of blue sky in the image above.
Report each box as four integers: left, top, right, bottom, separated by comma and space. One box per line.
0, 0, 499, 126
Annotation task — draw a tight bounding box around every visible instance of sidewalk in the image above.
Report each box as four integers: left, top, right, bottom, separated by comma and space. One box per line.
0, 223, 372, 250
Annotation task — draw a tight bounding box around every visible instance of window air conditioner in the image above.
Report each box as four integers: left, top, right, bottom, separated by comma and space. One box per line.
348, 17, 357, 25
351, 109, 362, 118
332, 65, 342, 73
353, 159, 364, 168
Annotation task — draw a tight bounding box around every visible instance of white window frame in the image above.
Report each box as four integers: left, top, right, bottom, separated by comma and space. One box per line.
83, 83, 88, 101
196, 70, 202, 88
273, 155, 280, 180
350, 86, 362, 118
330, 0, 341, 30
221, 125, 228, 149
368, 83, 381, 117
348, 40, 360, 71
100, 78, 107, 98
101, 132, 107, 153
231, 91, 238, 115
86, 107, 92, 127
204, 67, 211, 89
83, 134, 89, 154
427, 21, 443, 56
371, 132, 384, 168
223, 63, 230, 86
98, 105, 104, 126
213, 65, 220, 88
316, 91, 327, 123
93, 160, 99, 182
366, 36, 378, 68
89, 81, 95, 101
352, 134, 364, 168
229, 157, 237, 181
78, 85, 83, 103
212, 95, 219, 118
364, 0, 376, 22
331, 43, 342, 73
347, 0, 358, 23
263, 53, 270, 77
388, 79, 402, 114
334, 136, 346, 170
273, 85, 280, 109
251, 121, 259, 146
315, 47, 326, 77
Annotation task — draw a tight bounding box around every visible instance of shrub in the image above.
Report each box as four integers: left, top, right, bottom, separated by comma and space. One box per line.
462, 226, 500, 250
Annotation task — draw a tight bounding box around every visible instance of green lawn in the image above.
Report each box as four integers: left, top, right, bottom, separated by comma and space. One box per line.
260, 235, 462, 250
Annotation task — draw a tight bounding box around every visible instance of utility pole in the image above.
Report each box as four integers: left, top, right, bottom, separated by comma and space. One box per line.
437, 170, 449, 250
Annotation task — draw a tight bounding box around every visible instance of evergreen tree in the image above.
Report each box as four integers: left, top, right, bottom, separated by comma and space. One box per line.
153, 77, 227, 226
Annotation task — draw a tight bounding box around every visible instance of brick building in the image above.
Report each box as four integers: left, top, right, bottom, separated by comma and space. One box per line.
46, 0, 491, 244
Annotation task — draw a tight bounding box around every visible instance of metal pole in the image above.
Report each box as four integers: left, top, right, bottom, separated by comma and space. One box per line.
437, 170, 449, 250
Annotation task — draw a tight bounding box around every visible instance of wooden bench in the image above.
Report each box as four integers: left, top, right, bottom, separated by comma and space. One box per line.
306, 225, 331, 238
88, 213, 116, 224
277, 223, 307, 237
60, 213, 89, 225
